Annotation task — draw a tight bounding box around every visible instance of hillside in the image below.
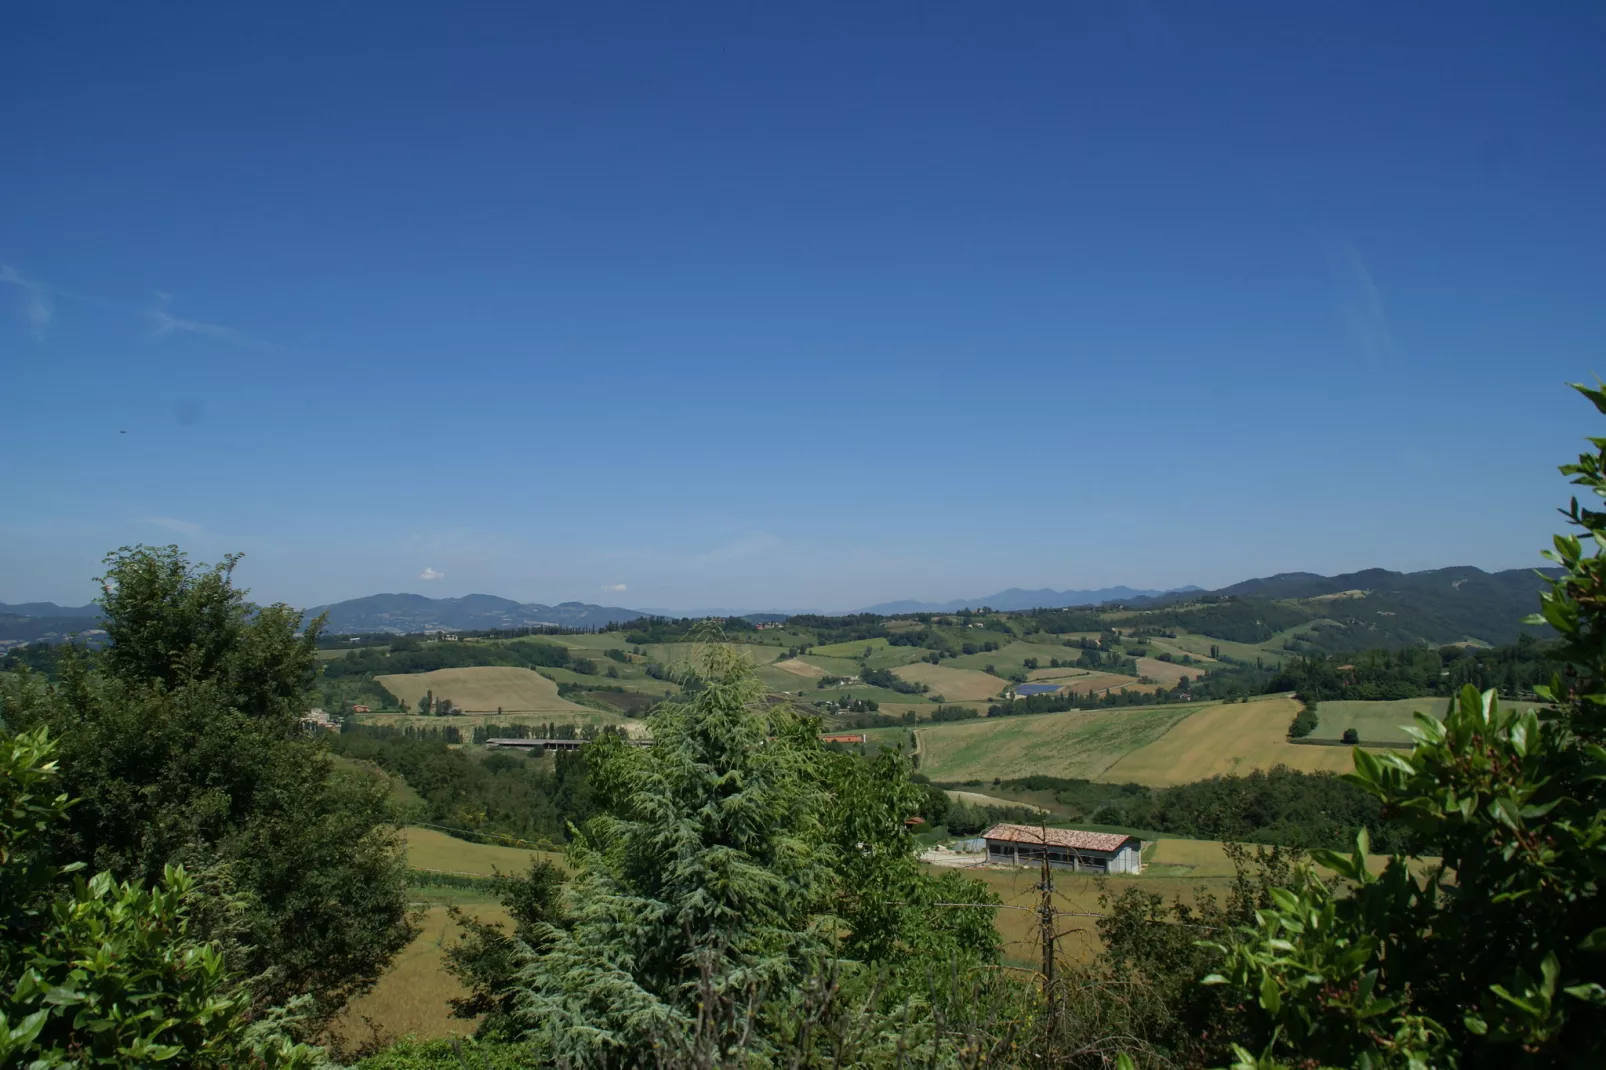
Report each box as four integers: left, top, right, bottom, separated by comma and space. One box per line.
861, 585, 1195, 614
304, 593, 645, 633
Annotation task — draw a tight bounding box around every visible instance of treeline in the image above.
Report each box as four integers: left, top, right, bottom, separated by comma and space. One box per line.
329, 724, 597, 841
468, 722, 628, 743
860, 666, 927, 694
908, 775, 1044, 835
993, 766, 1407, 852
1269, 635, 1563, 702
321, 636, 574, 678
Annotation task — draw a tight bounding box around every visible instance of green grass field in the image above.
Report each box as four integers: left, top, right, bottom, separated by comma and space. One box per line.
403, 826, 563, 875
1310, 695, 1545, 743
908, 703, 1210, 782
1309, 698, 1450, 743
946, 640, 1081, 677
809, 637, 891, 658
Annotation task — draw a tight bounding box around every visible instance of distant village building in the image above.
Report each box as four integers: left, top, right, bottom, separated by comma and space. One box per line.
982, 823, 1143, 874
300, 708, 338, 732
818, 732, 868, 744
351, 704, 370, 713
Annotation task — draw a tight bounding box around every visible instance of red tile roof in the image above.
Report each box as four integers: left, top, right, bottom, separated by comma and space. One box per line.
982, 823, 1135, 853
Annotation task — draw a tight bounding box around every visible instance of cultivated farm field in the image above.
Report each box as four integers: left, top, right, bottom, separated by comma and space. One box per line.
403, 826, 562, 875
893, 662, 1008, 702
376, 666, 589, 714
1100, 695, 1354, 785
329, 828, 563, 1050
328, 903, 503, 1051
1134, 657, 1198, 687
911, 703, 1208, 782
773, 657, 831, 679
1310, 698, 1448, 743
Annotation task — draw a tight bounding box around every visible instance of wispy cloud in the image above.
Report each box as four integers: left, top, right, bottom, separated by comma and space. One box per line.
1, 264, 58, 339
602, 582, 628, 592
144, 516, 203, 536
1, 262, 282, 350
1333, 240, 1395, 361
148, 296, 280, 352
419, 567, 445, 581
25, 291, 52, 339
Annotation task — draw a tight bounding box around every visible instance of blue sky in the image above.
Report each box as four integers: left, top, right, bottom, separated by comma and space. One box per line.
3, 2, 1605, 612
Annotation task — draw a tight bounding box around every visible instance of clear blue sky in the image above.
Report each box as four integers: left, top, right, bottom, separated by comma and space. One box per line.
4, 2, 1604, 612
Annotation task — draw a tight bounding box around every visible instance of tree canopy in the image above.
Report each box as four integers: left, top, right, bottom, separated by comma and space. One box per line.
1, 545, 414, 1022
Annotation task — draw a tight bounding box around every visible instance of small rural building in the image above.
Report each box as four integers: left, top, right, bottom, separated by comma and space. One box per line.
982, 823, 1143, 874
819, 732, 868, 744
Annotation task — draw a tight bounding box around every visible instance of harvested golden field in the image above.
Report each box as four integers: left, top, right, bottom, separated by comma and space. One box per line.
1135, 657, 1198, 687
403, 826, 563, 875
376, 666, 589, 714
773, 657, 831, 679
892, 663, 1008, 702
327, 903, 507, 1051
912, 703, 1207, 782
1099, 695, 1356, 785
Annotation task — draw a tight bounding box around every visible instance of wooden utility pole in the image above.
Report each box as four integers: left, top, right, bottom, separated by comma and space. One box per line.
1038, 826, 1056, 991
1038, 823, 1059, 1057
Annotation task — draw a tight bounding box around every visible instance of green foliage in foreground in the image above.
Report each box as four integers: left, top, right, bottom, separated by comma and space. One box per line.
0, 727, 323, 1068
1207, 385, 1606, 1069
1, 546, 415, 1022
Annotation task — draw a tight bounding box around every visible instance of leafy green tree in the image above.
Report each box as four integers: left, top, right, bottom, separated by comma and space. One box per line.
0, 727, 323, 1068
2, 546, 415, 1021
1205, 384, 1606, 1068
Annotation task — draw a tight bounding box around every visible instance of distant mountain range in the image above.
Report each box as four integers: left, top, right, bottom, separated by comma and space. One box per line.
859, 586, 1202, 615
1176, 565, 1557, 648
0, 602, 104, 646
301, 593, 645, 634
1, 565, 1557, 647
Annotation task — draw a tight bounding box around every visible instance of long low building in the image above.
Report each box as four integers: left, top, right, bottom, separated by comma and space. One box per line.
484, 737, 654, 751
981, 823, 1143, 874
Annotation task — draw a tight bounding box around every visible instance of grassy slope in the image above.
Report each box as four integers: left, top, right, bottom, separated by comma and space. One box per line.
909, 704, 1209, 782
1100, 694, 1354, 785
892, 662, 1008, 702
1309, 698, 1450, 743
947, 640, 1077, 677
403, 826, 562, 875
376, 666, 589, 714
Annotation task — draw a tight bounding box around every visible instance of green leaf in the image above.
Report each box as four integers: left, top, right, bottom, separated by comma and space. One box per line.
1258, 970, 1282, 1015
7, 1010, 48, 1046
1564, 983, 1606, 1005
1580, 927, 1606, 952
